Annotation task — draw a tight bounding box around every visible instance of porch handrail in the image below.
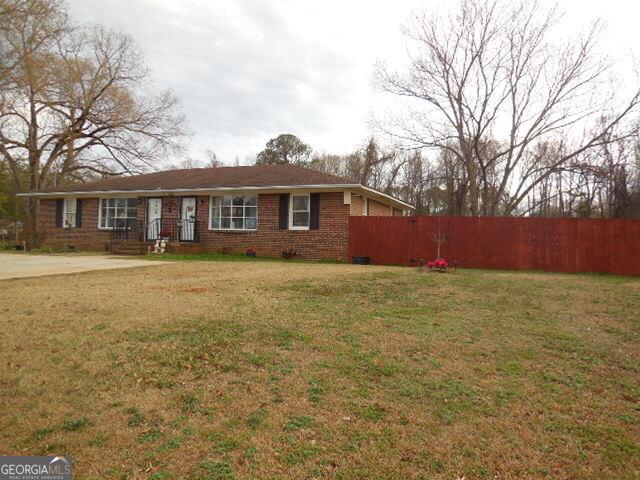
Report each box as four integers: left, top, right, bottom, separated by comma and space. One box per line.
146, 217, 198, 242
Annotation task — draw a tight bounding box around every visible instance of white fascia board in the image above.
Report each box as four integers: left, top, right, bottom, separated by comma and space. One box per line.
17, 184, 362, 198
18, 182, 416, 210
355, 186, 415, 210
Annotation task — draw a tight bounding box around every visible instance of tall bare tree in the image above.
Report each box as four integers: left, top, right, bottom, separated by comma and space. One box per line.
310, 138, 407, 194
376, 0, 640, 216
0, 0, 185, 241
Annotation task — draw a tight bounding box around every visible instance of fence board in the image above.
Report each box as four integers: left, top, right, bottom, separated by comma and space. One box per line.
348, 215, 640, 276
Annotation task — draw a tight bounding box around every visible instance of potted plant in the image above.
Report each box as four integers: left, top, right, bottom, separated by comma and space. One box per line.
246, 247, 256, 257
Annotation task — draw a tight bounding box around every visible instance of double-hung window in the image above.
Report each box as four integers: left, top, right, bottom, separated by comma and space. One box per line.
99, 198, 138, 229
63, 198, 77, 228
210, 195, 257, 230
290, 194, 310, 229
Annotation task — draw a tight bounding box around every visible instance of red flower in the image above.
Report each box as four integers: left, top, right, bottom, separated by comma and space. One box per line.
427, 258, 448, 269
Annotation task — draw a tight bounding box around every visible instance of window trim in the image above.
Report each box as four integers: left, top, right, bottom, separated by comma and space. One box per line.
208, 195, 258, 231
289, 193, 310, 230
97, 197, 139, 230
62, 198, 77, 229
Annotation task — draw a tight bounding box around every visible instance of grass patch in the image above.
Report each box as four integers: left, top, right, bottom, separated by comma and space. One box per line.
246, 408, 268, 429
198, 461, 234, 480
353, 404, 386, 422
2, 261, 639, 479
62, 417, 89, 432
144, 252, 340, 265
125, 407, 145, 427
180, 393, 200, 414
205, 431, 240, 454
283, 416, 315, 432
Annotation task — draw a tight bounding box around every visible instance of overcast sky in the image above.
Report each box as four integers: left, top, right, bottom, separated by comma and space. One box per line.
68, 0, 639, 166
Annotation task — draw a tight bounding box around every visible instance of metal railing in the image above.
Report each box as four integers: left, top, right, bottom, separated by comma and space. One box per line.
146, 218, 198, 243
109, 219, 144, 253
110, 218, 199, 254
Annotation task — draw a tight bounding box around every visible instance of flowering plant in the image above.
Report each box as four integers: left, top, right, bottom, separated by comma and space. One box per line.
246, 247, 256, 256
427, 258, 448, 270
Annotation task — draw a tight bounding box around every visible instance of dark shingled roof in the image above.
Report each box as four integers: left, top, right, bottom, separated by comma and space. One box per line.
32, 164, 358, 193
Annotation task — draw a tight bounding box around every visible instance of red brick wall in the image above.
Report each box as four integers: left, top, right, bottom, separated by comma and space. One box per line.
350, 195, 396, 216
350, 194, 364, 216
39, 198, 112, 251
368, 198, 393, 216
195, 192, 348, 260
39, 192, 350, 260
161, 196, 179, 222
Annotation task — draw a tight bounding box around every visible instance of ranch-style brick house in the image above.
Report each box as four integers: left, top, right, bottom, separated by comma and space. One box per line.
22, 164, 414, 260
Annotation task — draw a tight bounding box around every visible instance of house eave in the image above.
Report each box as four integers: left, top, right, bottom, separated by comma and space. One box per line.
18, 183, 415, 211
355, 186, 415, 211
17, 184, 360, 198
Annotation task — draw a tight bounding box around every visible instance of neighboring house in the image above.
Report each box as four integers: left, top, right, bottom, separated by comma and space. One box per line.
19, 164, 413, 260
0, 219, 22, 241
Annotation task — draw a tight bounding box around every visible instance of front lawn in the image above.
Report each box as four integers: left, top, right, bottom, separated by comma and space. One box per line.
142, 252, 324, 263
0, 262, 638, 479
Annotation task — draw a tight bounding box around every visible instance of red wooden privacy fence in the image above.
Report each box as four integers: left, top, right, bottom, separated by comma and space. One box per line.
349, 215, 640, 276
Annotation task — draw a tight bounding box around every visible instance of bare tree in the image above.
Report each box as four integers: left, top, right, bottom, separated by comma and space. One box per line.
430, 228, 448, 259
167, 149, 223, 170
376, 0, 640, 216
310, 138, 407, 194
0, 0, 185, 241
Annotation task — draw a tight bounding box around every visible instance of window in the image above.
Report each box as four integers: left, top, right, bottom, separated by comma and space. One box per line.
99, 198, 138, 229
290, 194, 310, 229
210, 195, 257, 230
63, 198, 77, 228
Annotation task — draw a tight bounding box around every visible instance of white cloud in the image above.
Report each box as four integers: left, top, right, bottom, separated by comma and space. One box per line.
68, 0, 639, 165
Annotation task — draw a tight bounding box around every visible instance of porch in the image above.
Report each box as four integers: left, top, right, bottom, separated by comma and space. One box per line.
109, 217, 200, 255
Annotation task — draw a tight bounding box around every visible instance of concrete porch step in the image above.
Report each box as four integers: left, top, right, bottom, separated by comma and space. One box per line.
111, 240, 144, 256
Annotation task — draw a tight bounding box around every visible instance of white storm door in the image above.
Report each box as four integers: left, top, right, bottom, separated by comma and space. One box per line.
180, 197, 196, 241
147, 198, 162, 240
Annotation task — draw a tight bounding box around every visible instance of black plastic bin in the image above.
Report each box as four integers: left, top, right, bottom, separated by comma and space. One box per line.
352, 256, 370, 265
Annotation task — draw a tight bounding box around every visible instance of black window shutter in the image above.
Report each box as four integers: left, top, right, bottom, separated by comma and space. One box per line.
278, 194, 289, 230
310, 193, 320, 230
75, 199, 83, 227
55, 199, 63, 227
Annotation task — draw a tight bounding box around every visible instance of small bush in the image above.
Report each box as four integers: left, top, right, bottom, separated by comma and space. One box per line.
0, 241, 17, 251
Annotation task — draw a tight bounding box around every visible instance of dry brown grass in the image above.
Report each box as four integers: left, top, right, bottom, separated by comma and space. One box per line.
0, 261, 638, 479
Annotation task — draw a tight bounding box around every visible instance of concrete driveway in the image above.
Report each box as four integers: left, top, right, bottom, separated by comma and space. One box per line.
0, 253, 165, 280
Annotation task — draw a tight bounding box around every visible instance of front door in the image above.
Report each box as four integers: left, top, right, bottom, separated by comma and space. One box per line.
180, 197, 196, 241
147, 198, 162, 240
